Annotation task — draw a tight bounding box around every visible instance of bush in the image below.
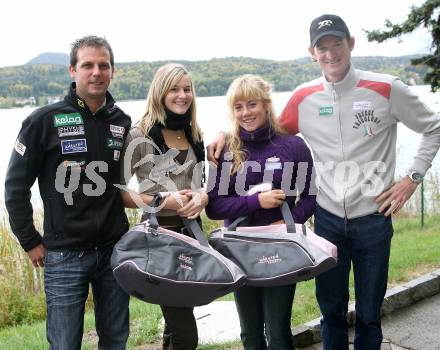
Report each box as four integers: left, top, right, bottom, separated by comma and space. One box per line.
0, 281, 46, 328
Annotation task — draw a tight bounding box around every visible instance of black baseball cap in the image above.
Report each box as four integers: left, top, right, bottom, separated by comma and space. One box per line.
310, 14, 351, 47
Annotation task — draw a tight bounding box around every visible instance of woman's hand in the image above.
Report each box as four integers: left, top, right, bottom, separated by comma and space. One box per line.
207, 132, 226, 166
177, 191, 209, 219
163, 190, 191, 210
258, 189, 286, 209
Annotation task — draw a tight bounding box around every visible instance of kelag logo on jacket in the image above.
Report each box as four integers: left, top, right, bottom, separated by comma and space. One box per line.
53, 113, 84, 127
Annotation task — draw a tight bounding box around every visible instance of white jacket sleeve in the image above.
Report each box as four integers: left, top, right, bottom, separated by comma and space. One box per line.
390, 79, 440, 175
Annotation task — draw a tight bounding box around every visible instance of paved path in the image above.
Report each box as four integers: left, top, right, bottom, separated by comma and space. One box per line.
180, 269, 440, 348
299, 287, 440, 349
382, 292, 440, 349
194, 292, 440, 349
195, 301, 240, 344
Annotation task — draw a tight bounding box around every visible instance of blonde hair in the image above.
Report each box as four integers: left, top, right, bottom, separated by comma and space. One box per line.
226, 74, 283, 174
138, 63, 202, 142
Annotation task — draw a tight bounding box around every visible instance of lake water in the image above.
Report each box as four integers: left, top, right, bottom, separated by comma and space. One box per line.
1, 86, 439, 208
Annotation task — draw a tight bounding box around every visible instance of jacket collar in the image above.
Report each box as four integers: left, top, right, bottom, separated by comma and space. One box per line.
239, 123, 276, 143
323, 64, 359, 95
65, 82, 115, 115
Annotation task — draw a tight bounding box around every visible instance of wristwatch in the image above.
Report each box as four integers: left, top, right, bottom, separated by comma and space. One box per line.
408, 171, 423, 184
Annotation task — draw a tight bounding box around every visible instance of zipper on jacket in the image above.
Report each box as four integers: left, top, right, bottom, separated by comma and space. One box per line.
332, 84, 348, 219
87, 113, 101, 237
343, 199, 348, 221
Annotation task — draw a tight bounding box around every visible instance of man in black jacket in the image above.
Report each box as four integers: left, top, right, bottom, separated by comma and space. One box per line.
5, 36, 131, 350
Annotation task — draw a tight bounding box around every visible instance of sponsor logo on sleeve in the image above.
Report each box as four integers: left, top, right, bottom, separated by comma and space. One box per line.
110, 124, 125, 138
15, 139, 26, 156
319, 106, 334, 116
61, 139, 87, 154
57, 125, 85, 137
53, 113, 84, 127
107, 138, 124, 149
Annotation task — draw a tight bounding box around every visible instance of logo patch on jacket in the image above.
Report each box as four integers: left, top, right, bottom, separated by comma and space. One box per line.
352, 110, 380, 128
113, 150, 121, 161
107, 138, 124, 149
54, 113, 84, 127
58, 125, 85, 137
15, 139, 26, 156
352, 109, 380, 137
61, 139, 87, 154
265, 156, 282, 171
319, 106, 333, 116
110, 124, 125, 138
62, 160, 86, 169
353, 101, 372, 110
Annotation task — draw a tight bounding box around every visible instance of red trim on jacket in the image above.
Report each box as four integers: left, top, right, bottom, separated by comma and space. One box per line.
357, 80, 391, 100
279, 83, 324, 134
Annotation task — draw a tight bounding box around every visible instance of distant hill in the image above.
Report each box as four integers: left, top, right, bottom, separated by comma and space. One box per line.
0, 55, 427, 108
26, 52, 69, 66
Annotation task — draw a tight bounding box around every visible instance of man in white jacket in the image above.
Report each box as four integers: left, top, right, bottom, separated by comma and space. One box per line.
208, 14, 440, 350
278, 14, 440, 350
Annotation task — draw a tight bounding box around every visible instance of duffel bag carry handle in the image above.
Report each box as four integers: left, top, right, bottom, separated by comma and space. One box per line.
280, 201, 296, 233
144, 194, 161, 230
228, 201, 297, 233
182, 218, 209, 247
145, 194, 209, 247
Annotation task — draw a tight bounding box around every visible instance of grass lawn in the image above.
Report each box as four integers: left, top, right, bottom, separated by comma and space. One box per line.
0, 214, 438, 349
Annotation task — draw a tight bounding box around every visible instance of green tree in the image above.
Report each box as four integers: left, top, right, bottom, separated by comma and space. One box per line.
365, 0, 440, 91
0, 56, 429, 108
9, 83, 32, 97
46, 82, 65, 95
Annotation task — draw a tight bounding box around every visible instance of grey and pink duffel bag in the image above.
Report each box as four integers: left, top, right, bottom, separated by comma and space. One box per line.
111, 195, 246, 307
209, 202, 337, 287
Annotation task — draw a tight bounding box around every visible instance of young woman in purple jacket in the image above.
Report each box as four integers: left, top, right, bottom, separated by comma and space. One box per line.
205, 75, 316, 350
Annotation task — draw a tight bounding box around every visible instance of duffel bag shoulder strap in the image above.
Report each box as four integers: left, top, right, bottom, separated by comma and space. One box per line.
143, 193, 161, 230
182, 218, 209, 247
227, 201, 297, 234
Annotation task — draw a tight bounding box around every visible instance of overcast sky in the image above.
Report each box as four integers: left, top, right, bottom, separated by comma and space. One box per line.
0, 0, 432, 67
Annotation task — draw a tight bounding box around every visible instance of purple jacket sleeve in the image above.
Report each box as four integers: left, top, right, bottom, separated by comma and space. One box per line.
205, 154, 261, 220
